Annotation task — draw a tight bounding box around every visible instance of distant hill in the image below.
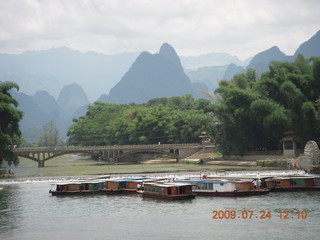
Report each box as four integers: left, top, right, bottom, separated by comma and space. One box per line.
181, 52, 245, 70
33, 91, 65, 119
294, 30, 320, 58
246, 46, 288, 73
12, 91, 44, 132
246, 30, 320, 75
187, 29, 320, 92
12, 83, 90, 141
57, 83, 90, 118
0, 46, 247, 102
107, 43, 194, 104
186, 66, 227, 93
12, 90, 66, 140
223, 64, 245, 80
0, 47, 139, 101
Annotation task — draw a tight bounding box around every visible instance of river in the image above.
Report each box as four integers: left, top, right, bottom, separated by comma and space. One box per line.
1, 178, 320, 240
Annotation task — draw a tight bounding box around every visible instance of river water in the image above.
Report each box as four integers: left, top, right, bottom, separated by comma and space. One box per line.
1, 178, 320, 240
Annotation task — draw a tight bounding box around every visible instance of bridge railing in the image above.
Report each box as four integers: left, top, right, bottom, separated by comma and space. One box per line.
13, 143, 203, 152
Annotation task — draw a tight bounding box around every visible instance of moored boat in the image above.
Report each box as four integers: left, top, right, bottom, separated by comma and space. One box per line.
49, 177, 159, 196
174, 179, 269, 197
49, 179, 121, 196
266, 176, 320, 192
142, 182, 196, 200
118, 177, 155, 193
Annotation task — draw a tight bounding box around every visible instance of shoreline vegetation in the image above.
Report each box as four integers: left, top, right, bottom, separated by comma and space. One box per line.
0, 154, 286, 179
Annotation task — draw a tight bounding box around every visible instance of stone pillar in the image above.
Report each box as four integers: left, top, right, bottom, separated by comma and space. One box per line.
281, 132, 297, 157
38, 160, 45, 168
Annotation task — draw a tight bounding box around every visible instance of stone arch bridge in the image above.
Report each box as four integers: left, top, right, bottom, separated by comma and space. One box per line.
13, 143, 208, 168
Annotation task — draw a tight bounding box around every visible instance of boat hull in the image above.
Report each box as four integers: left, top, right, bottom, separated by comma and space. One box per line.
50, 189, 122, 196
194, 189, 270, 197
142, 193, 196, 200
269, 186, 320, 192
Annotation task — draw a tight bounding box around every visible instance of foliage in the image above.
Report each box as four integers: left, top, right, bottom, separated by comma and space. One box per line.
37, 120, 59, 147
210, 55, 320, 154
0, 81, 23, 166
67, 95, 213, 145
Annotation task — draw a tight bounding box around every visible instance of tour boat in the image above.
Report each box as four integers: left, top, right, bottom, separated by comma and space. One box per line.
121, 177, 167, 193
49, 180, 121, 196
265, 176, 320, 192
50, 177, 156, 195
142, 182, 196, 200
174, 179, 270, 197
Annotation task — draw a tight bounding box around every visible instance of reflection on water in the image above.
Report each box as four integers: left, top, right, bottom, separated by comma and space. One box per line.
0, 185, 23, 234
0, 182, 320, 240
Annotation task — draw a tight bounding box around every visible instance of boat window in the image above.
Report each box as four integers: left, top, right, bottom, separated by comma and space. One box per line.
220, 183, 224, 186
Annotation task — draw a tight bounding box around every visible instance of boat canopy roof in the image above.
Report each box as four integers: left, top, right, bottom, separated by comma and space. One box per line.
289, 176, 320, 179
80, 180, 106, 184
266, 177, 291, 180
174, 179, 239, 184
144, 182, 194, 188
107, 177, 150, 182
53, 182, 82, 186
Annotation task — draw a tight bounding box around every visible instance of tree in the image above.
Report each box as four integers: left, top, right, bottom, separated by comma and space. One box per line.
210, 56, 320, 154
67, 96, 214, 146
0, 81, 23, 166
38, 120, 59, 147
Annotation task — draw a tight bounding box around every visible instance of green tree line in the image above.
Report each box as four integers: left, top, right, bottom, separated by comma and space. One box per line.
67, 95, 214, 145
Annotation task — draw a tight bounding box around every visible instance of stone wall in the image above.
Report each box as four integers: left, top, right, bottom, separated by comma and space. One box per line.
179, 148, 202, 159
224, 155, 288, 161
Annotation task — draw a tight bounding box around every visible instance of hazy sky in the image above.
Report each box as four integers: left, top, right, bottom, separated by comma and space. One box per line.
0, 0, 319, 60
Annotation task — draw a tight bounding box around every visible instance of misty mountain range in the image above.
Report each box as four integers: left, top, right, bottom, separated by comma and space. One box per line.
1, 30, 320, 142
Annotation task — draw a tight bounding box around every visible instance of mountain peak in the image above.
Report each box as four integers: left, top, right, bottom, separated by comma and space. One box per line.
294, 30, 320, 58
57, 83, 90, 118
159, 43, 182, 69
159, 43, 175, 54
107, 43, 193, 104
247, 45, 287, 72
269, 46, 281, 52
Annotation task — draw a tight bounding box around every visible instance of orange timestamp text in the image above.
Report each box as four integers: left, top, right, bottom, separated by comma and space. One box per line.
212, 210, 308, 220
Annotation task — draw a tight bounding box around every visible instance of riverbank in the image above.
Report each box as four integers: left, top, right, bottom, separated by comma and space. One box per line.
0, 154, 287, 179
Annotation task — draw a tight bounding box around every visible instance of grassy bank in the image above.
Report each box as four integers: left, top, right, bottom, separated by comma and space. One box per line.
3, 154, 279, 178
0, 155, 282, 177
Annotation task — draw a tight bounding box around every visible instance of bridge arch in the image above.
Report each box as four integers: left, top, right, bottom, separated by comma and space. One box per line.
112, 148, 180, 162
15, 150, 90, 167
13, 143, 205, 167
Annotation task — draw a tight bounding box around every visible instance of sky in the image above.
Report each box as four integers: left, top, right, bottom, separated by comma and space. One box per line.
0, 0, 319, 61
